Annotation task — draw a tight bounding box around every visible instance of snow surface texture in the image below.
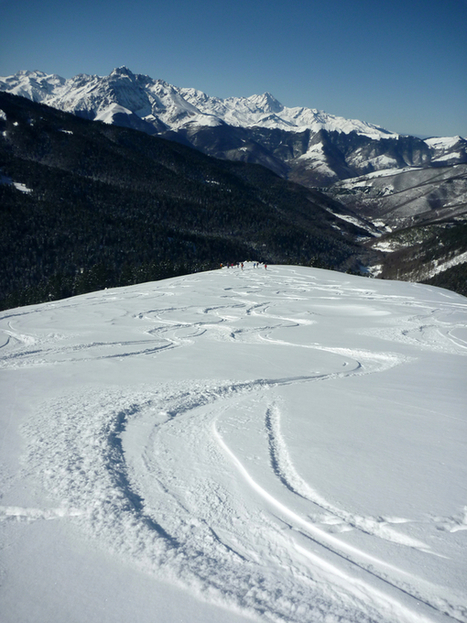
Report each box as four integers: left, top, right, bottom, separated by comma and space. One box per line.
1, 265, 466, 623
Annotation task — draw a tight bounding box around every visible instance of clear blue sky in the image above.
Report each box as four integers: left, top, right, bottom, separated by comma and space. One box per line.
1, 0, 466, 137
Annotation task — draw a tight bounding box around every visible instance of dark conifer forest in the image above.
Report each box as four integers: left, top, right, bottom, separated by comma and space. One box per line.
0, 93, 368, 310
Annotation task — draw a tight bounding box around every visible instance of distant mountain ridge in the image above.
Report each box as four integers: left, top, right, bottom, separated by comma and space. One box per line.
1, 67, 466, 189
0, 67, 396, 137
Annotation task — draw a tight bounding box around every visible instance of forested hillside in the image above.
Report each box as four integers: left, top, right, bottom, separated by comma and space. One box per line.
0, 93, 368, 310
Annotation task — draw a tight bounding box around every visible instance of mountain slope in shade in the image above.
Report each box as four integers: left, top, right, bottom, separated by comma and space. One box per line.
327, 164, 467, 228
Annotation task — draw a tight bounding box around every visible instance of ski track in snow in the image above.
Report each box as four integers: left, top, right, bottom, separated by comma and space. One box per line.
2, 266, 467, 623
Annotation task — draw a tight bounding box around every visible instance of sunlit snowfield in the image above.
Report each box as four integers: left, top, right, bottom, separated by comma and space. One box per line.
1, 265, 466, 623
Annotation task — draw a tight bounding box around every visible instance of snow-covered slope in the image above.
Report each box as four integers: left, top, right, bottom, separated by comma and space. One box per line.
0, 69, 66, 101
1, 265, 466, 623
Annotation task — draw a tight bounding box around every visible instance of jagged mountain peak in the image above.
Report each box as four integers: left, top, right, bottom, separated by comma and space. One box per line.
110, 66, 135, 78
246, 92, 284, 114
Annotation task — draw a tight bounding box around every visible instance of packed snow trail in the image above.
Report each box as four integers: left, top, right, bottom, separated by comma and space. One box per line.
1, 265, 466, 623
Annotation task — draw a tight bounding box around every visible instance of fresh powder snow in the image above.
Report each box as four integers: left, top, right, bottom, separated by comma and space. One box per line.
0, 264, 466, 623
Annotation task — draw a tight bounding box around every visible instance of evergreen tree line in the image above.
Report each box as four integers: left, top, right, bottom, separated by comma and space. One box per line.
0, 93, 363, 310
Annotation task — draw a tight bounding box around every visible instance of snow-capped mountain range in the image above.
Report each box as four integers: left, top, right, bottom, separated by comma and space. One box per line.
1, 66, 466, 203
1, 66, 466, 188
0, 66, 396, 138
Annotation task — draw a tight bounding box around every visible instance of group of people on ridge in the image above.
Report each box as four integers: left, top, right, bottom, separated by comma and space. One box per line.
220, 262, 268, 270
